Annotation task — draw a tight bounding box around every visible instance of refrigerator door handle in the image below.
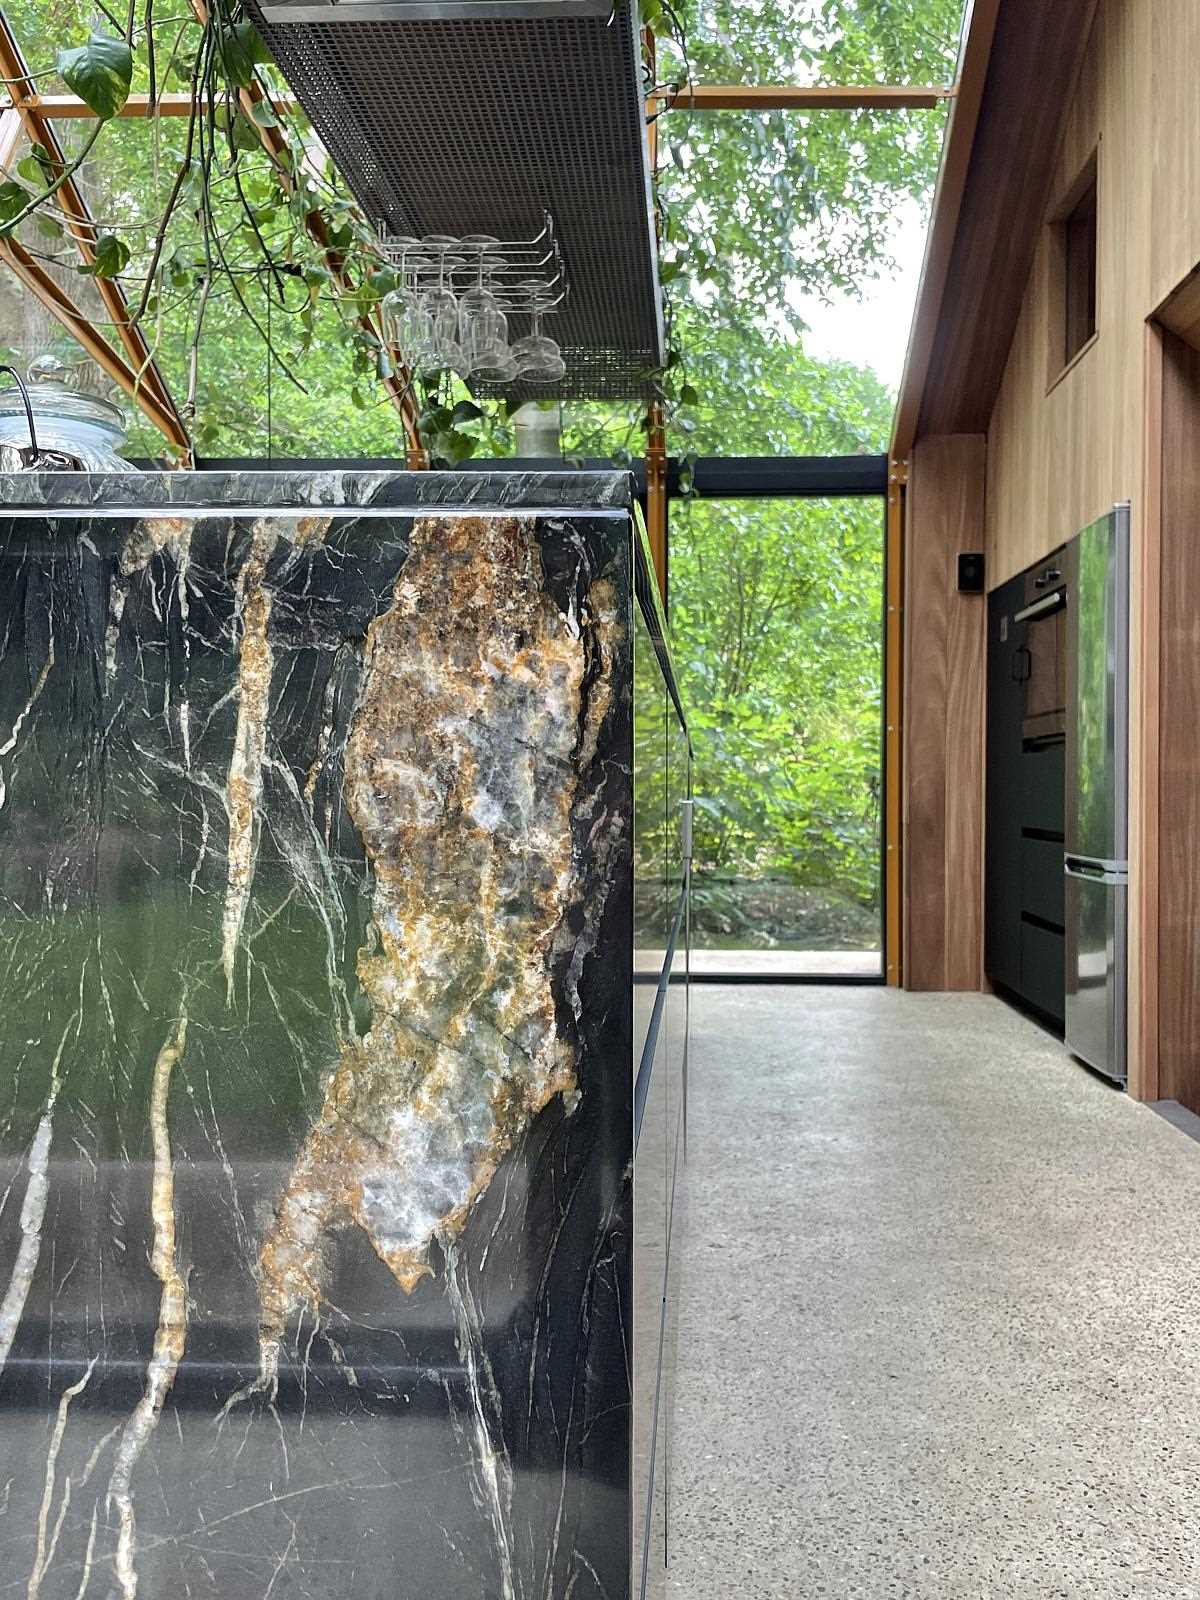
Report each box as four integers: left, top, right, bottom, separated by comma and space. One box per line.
1064, 857, 1127, 885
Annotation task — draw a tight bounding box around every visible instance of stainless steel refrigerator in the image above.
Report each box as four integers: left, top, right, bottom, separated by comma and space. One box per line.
1064, 503, 1130, 1084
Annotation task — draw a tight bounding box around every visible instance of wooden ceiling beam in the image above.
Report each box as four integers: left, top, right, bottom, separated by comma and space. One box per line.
0, 18, 191, 455
5, 91, 302, 120
893, 0, 1101, 449
891, 0, 1002, 460
17, 84, 955, 119
662, 83, 954, 112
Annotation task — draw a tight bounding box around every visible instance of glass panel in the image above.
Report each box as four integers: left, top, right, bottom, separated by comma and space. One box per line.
632, 580, 669, 1599
662, 0, 966, 87
671, 495, 883, 977
653, 105, 948, 458
0, 106, 417, 462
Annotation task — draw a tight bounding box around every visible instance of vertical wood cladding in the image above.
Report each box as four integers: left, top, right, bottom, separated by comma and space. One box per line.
1156, 332, 1200, 1112
904, 434, 987, 991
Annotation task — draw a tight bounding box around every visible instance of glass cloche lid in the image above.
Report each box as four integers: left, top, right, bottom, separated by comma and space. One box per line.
0, 355, 132, 470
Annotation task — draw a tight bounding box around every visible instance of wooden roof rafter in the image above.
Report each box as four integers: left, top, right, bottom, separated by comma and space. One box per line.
0, 10, 192, 456
660, 83, 955, 112
891, 0, 1103, 455
0, 1, 424, 465
17, 83, 956, 118
0, 107, 187, 443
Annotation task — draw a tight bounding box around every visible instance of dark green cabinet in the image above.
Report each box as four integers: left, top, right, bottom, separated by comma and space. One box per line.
986, 571, 1066, 1028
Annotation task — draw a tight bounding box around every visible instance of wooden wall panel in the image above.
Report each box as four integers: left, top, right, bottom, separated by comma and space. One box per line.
978, 0, 1200, 1092
904, 434, 987, 991
1156, 331, 1200, 1111
987, 0, 1200, 589
914, 0, 1099, 440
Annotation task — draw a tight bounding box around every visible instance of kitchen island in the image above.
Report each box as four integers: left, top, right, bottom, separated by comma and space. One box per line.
0, 470, 689, 1600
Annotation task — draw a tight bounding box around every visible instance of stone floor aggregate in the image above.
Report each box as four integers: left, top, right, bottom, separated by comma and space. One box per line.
663, 987, 1200, 1598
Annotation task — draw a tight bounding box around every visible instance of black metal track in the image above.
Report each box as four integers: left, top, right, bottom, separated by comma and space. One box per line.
195, 455, 889, 499
683, 454, 889, 498
245, 0, 663, 401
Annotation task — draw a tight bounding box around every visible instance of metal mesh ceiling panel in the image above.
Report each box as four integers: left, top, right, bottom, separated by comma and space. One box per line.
248, 0, 665, 400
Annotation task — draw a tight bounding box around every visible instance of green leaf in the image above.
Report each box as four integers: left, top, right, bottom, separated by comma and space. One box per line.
441, 429, 478, 464
17, 145, 55, 187
34, 214, 64, 240
250, 99, 279, 129
303, 264, 330, 305
86, 232, 131, 279
365, 265, 400, 298
217, 20, 270, 89
230, 112, 262, 154
678, 383, 700, 407
57, 33, 133, 121
0, 182, 28, 228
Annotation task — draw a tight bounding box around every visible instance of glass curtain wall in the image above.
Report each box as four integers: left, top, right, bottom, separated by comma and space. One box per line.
669, 494, 884, 978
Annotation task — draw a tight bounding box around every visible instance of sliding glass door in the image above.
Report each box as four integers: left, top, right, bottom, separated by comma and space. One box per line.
669, 495, 885, 979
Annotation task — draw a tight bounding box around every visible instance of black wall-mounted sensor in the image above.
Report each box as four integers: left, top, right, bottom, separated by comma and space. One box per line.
957, 552, 986, 593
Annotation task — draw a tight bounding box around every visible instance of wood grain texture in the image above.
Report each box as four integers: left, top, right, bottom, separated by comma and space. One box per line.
1134, 320, 1162, 1105
986, 0, 1200, 586
1156, 331, 1200, 1112
904, 434, 987, 991
1155, 268, 1200, 351
980, 0, 1200, 1094
891, 0, 1002, 459
913, 0, 1100, 440
885, 466, 906, 986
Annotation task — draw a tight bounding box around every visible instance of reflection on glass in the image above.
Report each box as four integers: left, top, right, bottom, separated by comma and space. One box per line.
670, 496, 883, 977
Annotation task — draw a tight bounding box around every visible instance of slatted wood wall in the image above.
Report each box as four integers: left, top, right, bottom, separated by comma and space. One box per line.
904, 434, 987, 990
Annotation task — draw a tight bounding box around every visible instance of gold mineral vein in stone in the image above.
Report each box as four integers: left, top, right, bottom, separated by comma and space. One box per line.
221, 515, 333, 1004
248, 514, 619, 1384
106, 1010, 188, 1600
221, 521, 279, 1004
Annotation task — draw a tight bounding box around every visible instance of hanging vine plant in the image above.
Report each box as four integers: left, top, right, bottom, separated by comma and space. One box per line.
0, 0, 435, 455
0, 0, 696, 465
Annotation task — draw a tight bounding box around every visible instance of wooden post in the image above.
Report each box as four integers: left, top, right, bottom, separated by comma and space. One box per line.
885, 457, 907, 987
642, 24, 668, 604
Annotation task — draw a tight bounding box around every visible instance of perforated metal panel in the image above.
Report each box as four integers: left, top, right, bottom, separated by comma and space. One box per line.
248, 0, 665, 400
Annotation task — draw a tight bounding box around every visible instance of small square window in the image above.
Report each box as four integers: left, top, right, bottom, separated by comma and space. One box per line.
1063, 178, 1098, 364
1047, 150, 1099, 386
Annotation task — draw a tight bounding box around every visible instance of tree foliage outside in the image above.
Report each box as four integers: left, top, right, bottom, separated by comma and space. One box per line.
0, 0, 966, 951
637, 1, 963, 953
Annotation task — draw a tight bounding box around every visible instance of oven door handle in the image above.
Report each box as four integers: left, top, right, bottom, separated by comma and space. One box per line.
1014, 588, 1067, 624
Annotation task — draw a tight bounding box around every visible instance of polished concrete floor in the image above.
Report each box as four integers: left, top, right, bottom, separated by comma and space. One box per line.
665, 987, 1200, 1599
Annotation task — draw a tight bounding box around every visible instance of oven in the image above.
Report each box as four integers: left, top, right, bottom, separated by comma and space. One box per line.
1012, 552, 1067, 745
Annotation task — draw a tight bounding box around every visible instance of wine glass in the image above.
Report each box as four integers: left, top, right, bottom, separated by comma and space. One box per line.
419, 236, 467, 375
512, 283, 566, 382
381, 239, 434, 370
459, 237, 514, 379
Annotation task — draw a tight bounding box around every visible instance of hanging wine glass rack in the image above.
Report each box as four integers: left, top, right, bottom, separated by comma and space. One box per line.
243, 0, 664, 401
377, 213, 569, 317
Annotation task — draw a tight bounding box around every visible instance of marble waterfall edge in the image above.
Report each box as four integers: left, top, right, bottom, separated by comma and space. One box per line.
0, 472, 635, 1600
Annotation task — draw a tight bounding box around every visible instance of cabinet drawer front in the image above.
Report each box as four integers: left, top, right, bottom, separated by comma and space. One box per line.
1020, 920, 1065, 1024
1021, 743, 1065, 835
1022, 836, 1066, 929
